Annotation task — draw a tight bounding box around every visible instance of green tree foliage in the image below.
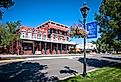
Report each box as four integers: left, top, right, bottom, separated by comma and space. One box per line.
91, 39, 113, 53
0, 21, 21, 47
0, 0, 14, 19
0, 25, 13, 46
95, 0, 121, 53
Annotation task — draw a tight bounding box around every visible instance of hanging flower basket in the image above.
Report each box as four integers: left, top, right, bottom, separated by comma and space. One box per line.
70, 26, 88, 38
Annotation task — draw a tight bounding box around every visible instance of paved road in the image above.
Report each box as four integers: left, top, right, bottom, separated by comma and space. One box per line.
0, 54, 121, 82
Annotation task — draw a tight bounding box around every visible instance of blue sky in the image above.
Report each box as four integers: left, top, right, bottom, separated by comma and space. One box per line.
1, 0, 102, 44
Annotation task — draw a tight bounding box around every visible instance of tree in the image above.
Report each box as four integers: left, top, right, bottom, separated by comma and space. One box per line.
0, 0, 14, 19
95, 0, 121, 53
91, 38, 113, 54
0, 21, 21, 53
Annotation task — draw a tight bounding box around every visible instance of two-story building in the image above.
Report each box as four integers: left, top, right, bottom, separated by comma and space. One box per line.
18, 20, 75, 55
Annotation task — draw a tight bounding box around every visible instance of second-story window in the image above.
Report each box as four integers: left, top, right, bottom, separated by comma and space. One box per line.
53, 29, 56, 33
48, 30, 50, 33
60, 31, 62, 35
60, 37, 62, 41
56, 30, 58, 34
44, 35, 46, 40
21, 32, 25, 38
51, 29, 53, 33
28, 32, 32, 38
33, 33, 36, 39
38, 34, 42, 39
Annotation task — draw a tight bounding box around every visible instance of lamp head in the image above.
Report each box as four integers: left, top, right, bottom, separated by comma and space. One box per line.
80, 3, 90, 18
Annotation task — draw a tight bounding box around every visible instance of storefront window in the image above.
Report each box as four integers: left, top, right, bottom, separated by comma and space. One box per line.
24, 43, 32, 51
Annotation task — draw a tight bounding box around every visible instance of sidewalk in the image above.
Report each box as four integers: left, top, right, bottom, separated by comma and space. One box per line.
0, 54, 93, 63
0, 54, 93, 58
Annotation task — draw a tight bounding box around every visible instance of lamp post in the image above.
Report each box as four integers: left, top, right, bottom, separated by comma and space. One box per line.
80, 3, 90, 76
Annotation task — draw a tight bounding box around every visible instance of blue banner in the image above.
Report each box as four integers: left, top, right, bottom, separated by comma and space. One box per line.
87, 22, 97, 38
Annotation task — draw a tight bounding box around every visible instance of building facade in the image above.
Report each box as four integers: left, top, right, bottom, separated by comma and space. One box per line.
76, 43, 96, 53
18, 20, 75, 55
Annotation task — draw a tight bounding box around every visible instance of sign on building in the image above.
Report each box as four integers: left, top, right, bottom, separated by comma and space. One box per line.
87, 22, 97, 38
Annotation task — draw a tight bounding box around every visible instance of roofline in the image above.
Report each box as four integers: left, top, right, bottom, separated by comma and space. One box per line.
37, 20, 69, 28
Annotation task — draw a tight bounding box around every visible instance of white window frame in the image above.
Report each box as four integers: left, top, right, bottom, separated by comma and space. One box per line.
38, 33, 42, 39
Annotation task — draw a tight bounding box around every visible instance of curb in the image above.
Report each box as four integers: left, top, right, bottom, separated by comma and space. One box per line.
0, 55, 94, 63
59, 73, 80, 80
59, 68, 98, 80
0, 59, 26, 63
59, 62, 121, 80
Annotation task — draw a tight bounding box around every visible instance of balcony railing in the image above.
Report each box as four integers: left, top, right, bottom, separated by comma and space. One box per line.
20, 35, 68, 42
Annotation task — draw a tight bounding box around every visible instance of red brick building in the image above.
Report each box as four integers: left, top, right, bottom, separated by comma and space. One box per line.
18, 20, 75, 55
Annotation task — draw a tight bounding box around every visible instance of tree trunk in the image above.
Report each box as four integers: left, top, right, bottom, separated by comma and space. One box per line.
6, 46, 9, 54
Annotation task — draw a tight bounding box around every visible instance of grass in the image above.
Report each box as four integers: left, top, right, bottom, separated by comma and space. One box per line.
60, 63, 121, 82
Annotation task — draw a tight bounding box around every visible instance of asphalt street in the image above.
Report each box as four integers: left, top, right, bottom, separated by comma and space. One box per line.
0, 54, 121, 82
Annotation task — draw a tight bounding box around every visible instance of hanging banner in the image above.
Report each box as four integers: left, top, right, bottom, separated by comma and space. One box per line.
87, 22, 97, 38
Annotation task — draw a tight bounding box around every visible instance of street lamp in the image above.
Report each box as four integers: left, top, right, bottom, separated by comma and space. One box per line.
80, 3, 90, 76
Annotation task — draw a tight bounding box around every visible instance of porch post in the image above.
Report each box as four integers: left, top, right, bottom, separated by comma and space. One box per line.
17, 40, 19, 55
33, 41, 35, 54
66, 44, 67, 50
51, 42, 52, 54
39, 42, 41, 51
56, 43, 58, 54
45, 42, 47, 54
66, 44, 67, 54
61, 44, 62, 54
20, 40, 23, 55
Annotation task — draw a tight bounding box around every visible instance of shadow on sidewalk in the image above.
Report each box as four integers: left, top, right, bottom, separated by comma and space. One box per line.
60, 66, 78, 75
102, 56, 121, 61
0, 61, 58, 82
78, 57, 118, 68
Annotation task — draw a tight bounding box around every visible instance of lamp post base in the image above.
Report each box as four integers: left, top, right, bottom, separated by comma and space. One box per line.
82, 72, 87, 77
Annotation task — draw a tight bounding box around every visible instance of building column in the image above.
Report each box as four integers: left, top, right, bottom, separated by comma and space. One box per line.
61, 44, 62, 54
39, 41, 41, 51
44, 42, 47, 54
20, 40, 23, 55
17, 40, 19, 55
56, 43, 58, 54
66, 44, 67, 54
66, 44, 67, 50
51, 42, 52, 54
33, 41, 35, 54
